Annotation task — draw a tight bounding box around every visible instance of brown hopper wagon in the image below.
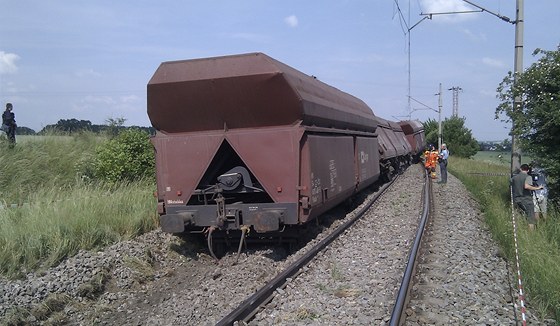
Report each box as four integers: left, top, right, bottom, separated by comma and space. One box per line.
147, 52, 417, 254
398, 120, 426, 162
374, 117, 414, 179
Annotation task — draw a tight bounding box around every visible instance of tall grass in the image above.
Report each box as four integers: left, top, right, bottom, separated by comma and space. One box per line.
0, 133, 157, 278
0, 132, 103, 204
449, 156, 560, 321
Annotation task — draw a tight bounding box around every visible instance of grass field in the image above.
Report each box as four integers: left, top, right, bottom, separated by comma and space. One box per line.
0, 133, 157, 278
451, 154, 559, 322
474, 151, 535, 166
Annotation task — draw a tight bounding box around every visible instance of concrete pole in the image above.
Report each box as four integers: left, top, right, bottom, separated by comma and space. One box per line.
438, 83, 443, 151
511, 0, 524, 173
408, 32, 412, 119
407, 0, 412, 119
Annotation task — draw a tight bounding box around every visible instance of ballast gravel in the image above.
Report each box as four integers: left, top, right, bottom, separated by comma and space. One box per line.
405, 174, 552, 325
0, 166, 554, 325
249, 165, 426, 325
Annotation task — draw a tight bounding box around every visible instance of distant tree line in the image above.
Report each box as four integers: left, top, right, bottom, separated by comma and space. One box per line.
479, 139, 512, 151
15, 118, 155, 135
423, 116, 479, 158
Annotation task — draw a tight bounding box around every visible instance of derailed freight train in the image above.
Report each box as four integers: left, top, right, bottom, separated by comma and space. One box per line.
147, 52, 425, 249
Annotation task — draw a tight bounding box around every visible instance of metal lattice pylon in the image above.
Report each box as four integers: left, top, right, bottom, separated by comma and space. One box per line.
448, 86, 462, 117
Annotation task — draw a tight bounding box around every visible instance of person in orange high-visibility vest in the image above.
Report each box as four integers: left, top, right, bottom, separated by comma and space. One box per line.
423, 144, 438, 179
423, 148, 431, 174
429, 147, 439, 179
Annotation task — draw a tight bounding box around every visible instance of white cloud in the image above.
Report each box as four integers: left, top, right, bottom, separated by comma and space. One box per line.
0, 51, 20, 74
329, 54, 385, 65
72, 94, 141, 116
482, 57, 506, 68
83, 95, 116, 105
461, 28, 487, 42
284, 15, 298, 28
421, 0, 471, 12
420, 0, 477, 23
230, 32, 269, 43
72, 95, 117, 112
120, 95, 140, 103
75, 68, 101, 78
479, 89, 496, 97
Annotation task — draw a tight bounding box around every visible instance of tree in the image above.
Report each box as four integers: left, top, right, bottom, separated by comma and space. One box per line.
42, 119, 93, 133
496, 46, 560, 198
422, 118, 439, 147
422, 116, 479, 158
15, 126, 36, 135
105, 117, 126, 138
499, 138, 511, 151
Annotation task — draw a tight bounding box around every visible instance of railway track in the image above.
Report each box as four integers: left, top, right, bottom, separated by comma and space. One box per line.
216, 165, 428, 325
4, 166, 533, 325
404, 176, 520, 324
217, 166, 527, 325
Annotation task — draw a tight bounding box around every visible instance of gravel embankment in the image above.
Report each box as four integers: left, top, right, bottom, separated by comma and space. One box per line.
0, 168, 401, 325
1, 166, 553, 325
248, 165, 425, 325
248, 170, 554, 325
405, 174, 554, 325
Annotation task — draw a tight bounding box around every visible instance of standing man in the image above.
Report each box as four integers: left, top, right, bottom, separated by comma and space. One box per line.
439, 143, 449, 183
2, 103, 17, 146
512, 164, 544, 231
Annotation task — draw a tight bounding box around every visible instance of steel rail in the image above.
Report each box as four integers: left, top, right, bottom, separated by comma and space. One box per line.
216, 175, 399, 326
389, 171, 432, 325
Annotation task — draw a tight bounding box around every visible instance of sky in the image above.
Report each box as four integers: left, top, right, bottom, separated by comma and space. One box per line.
1, 1, 559, 141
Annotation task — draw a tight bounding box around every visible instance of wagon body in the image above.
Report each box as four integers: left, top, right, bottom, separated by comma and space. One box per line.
147, 53, 381, 234
399, 120, 426, 157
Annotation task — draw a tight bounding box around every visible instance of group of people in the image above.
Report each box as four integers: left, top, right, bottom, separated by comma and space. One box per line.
1, 102, 17, 145
423, 141, 549, 231
424, 143, 449, 183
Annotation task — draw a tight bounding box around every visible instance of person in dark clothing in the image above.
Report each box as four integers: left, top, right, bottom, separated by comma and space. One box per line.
511, 164, 543, 231
2, 102, 16, 145
438, 143, 449, 183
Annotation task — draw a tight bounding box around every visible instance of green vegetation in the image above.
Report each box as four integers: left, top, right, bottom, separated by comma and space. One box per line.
450, 155, 560, 321
88, 129, 155, 183
423, 116, 479, 158
12, 117, 155, 136
0, 132, 157, 278
473, 151, 535, 167
496, 45, 560, 198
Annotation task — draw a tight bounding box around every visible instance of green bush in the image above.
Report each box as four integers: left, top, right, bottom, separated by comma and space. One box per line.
91, 129, 155, 182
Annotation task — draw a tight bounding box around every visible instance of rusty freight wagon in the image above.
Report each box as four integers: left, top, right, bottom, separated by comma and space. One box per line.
398, 120, 426, 162
147, 53, 381, 249
374, 117, 412, 179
